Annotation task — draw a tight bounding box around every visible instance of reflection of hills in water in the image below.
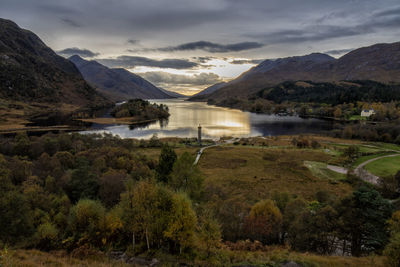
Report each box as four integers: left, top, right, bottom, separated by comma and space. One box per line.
82, 99, 341, 139
128, 119, 169, 130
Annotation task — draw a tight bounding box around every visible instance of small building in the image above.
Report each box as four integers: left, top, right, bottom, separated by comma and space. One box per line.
361, 109, 375, 117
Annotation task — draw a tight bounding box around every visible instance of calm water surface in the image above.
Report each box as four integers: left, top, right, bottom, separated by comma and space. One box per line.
84, 99, 338, 139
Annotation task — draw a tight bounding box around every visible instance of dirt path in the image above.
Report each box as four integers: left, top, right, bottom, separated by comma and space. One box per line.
324, 153, 399, 185
193, 138, 236, 165
327, 165, 348, 174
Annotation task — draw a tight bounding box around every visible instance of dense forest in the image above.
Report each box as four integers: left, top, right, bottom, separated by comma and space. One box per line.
210, 80, 400, 123
0, 132, 399, 265
111, 99, 170, 120
259, 81, 400, 105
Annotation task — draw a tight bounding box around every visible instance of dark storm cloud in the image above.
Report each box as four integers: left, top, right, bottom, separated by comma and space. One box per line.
248, 25, 371, 44
154, 41, 264, 53
58, 47, 99, 58
230, 59, 264, 65
249, 5, 400, 44
97, 56, 199, 69
324, 48, 354, 56
1, 0, 400, 78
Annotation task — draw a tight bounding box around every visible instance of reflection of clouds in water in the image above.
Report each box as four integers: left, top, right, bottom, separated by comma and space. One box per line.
83, 99, 336, 139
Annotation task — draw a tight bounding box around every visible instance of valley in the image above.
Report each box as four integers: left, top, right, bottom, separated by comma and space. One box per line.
1, 6, 400, 266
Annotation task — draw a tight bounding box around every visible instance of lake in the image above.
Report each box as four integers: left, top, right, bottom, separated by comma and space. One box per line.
83, 98, 339, 139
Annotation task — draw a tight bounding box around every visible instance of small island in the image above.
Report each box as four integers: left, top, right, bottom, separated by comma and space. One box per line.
80, 99, 170, 125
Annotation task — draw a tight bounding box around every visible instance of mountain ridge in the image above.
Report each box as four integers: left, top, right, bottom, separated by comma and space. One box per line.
190, 42, 400, 102
69, 55, 182, 101
0, 18, 109, 107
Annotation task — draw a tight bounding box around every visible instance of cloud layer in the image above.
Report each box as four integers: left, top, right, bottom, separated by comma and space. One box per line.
58, 47, 99, 58
97, 56, 199, 69
141, 71, 222, 86
2, 0, 400, 94
154, 41, 264, 53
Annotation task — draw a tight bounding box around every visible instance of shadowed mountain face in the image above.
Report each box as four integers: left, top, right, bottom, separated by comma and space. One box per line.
69, 55, 180, 100
0, 18, 109, 108
191, 42, 400, 102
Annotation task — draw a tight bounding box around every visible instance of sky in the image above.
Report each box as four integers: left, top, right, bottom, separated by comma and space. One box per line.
1, 0, 400, 95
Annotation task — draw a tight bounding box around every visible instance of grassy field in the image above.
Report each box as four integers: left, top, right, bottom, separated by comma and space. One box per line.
352, 152, 395, 167
0, 249, 130, 267
364, 155, 400, 177
198, 146, 352, 204
1, 248, 384, 267
349, 115, 367, 121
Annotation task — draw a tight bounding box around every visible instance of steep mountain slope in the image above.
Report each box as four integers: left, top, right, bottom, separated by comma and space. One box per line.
332, 42, 400, 82
70, 55, 177, 100
0, 18, 108, 108
191, 42, 400, 102
191, 82, 226, 97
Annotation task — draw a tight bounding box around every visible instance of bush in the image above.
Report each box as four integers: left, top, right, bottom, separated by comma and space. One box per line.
384, 233, 400, 267
67, 199, 106, 247
34, 222, 59, 250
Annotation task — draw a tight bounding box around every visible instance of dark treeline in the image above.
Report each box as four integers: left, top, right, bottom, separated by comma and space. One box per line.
111, 99, 169, 120
259, 80, 400, 105
331, 122, 400, 144
211, 80, 400, 123
0, 132, 399, 263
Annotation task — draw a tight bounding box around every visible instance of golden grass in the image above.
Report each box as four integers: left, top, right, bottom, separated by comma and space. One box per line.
217, 247, 384, 267
0, 249, 130, 267
136, 147, 199, 160
1, 248, 385, 267
198, 146, 352, 203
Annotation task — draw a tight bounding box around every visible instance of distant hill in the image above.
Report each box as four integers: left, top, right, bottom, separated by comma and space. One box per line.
190, 42, 400, 102
70, 55, 179, 100
0, 18, 109, 108
158, 87, 186, 98
191, 82, 226, 98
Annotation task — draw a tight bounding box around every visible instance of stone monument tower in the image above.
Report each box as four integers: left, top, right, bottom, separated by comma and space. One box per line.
198, 124, 202, 146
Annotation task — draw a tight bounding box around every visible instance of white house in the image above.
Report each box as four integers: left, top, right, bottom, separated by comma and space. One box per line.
361, 109, 375, 117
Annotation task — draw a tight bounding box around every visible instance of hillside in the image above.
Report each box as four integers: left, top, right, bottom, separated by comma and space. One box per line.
191, 42, 400, 102
69, 55, 179, 100
0, 18, 110, 130
0, 19, 109, 108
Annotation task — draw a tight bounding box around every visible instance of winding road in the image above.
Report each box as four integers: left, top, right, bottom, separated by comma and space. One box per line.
326, 153, 400, 185
353, 153, 400, 185
193, 138, 236, 165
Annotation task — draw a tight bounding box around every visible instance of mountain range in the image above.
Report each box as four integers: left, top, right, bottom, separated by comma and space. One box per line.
190, 42, 400, 102
69, 55, 184, 101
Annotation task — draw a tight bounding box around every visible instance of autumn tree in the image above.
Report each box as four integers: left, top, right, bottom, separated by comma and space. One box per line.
170, 152, 203, 200
66, 199, 106, 247
384, 211, 400, 266
287, 203, 338, 254
244, 199, 282, 244
164, 193, 197, 254
99, 170, 128, 208
197, 209, 221, 258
